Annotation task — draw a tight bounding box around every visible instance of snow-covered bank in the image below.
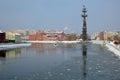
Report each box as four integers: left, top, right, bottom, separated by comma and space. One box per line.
90, 40, 104, 44
0, 43, 31, 50
105, 42, 120, 58
90, 40, 120, 58
24, 41, 81, 44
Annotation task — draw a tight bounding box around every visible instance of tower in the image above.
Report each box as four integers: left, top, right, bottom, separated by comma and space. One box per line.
82, 6, 87, 41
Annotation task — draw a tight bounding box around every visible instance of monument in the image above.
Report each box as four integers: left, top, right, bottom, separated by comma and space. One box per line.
82, 6, 87, 41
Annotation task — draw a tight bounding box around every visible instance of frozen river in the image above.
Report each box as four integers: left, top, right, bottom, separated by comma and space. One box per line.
0, 43, 120, 80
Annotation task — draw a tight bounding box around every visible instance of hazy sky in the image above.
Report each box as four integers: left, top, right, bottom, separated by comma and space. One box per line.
0, 0, 120, 34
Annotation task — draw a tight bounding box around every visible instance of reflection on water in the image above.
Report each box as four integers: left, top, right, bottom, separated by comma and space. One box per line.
0, 50, 6, 57
0, 49, 21, 69
0, 43, 120, 80
31, 43, 44, 48
30, 43, 77, 54
82, 44, 87, 80
0, 48, 21, 58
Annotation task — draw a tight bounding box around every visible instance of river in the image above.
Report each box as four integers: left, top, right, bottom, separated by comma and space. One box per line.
0, 43, 120, 80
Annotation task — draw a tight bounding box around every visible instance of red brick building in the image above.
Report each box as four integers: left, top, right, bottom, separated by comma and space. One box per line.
29, 31, 67, 41
99, 32, 104, 40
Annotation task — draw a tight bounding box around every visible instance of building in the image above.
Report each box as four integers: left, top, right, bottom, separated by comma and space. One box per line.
104, 31, 114, 40
6, 32, 21, 43
0, 31, 5, 43
29, 30, 67, 41
91, 32, 100, 40
7, 29, 37, 40
91, 31, 115, 40
99, 32, 104, 40
118, 31, 120, 39
117, 31, 120, 40
66, 33, 80, 41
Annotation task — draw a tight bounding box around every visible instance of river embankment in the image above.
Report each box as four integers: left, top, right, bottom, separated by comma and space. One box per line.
23, 40, 81, 44
1, 40, 120, 58
0, 43, 31, 50
104, 41, 120, 58
90, 40, 120, 58
0, 41, 81, 50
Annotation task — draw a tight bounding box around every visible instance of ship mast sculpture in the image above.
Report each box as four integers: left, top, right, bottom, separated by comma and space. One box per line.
82, 6, 87, 41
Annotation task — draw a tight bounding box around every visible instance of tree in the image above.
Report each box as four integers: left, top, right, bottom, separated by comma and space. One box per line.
66, 33, 79, 41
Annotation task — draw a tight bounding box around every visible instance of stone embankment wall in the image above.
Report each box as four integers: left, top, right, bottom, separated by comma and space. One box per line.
105, 41, 120, 58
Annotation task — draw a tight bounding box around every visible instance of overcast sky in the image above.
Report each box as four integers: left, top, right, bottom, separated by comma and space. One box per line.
0, 0, 120, 34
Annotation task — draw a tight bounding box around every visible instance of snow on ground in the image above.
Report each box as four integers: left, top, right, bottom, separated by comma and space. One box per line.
104, 42, 120, 58
90, 40, 104, 44
0, 41, 80, 50
24, 41, 81, 44
90, 40, 120, 58
0, 43, 31, 50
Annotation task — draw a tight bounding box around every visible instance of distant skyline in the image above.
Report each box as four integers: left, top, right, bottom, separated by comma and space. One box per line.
0, 0, 120, 34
